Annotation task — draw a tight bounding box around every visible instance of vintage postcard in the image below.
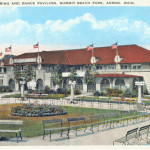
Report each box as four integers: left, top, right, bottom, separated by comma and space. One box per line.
0, 0, 150, 149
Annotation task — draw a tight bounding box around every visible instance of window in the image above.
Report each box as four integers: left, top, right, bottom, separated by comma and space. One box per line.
121, 65, 128, 69
109, 65, 116, 70
75, 66, 82, 70
96, 65, 102, 70
132, 64, 141, 70
4, 68, 6, 73
0, 79, 3, 86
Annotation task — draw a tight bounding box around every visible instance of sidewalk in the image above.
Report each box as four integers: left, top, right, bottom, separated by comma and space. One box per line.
0, 119, 150, 146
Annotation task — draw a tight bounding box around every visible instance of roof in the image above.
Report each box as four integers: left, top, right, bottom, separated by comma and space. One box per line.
96, 74, 142, 78
2, 44, 150, 66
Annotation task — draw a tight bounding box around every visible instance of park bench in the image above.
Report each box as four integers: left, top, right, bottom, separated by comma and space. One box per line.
104, 113, 120, 129
67, 116, 87, 136
113, 127, 138, 145
0, 120, 23, 143
90, 114, 105, 133
42, 119, 69, 141
138, 125, 150, 143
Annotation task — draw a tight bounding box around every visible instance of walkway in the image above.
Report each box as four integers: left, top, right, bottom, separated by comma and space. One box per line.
0, 118, 150, 146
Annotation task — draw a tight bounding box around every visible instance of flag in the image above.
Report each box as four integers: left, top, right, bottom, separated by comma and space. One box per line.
5, 46, 11, 52
87, 44, 94, 51
112, 42, 117, 49
33, 43, 39, 49
0, 52, 2, 56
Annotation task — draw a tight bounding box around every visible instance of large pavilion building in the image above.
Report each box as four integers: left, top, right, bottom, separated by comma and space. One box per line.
0, 44, 150, 93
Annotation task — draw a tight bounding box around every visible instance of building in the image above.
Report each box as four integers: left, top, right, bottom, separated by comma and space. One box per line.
0, 44, 150, 93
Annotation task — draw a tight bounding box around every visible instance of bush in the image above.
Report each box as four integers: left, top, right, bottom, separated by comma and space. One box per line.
106, 88, 122, 97
74, 89, 81, 95
0, 86, 11, 92
94, 91, 100, 96
44, 86, 56, 94
143, 90, 149, 95
122, 89, 137, 98
57, 88, 70, 94
93, 91, 105, 96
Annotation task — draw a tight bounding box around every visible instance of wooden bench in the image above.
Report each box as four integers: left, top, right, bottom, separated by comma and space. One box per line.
0, 120, 23, 143
138, 125, 150, 143
113, 128, 138, 145
42, 119, 69, 141
67, 116, 87, 136
90, 114, 105, 133
104, 113, 119, 129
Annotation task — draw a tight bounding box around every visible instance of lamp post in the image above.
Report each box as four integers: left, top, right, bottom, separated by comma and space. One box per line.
135, 81, 145, 104
20, 77, 26, 100
69, 80, 76, 103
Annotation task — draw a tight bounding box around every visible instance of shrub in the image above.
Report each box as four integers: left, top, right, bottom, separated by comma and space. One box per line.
143, 90, 149, 95
44, 86, 56, 94
0, 86, 11, 92
57, 88, 70, 94
74, 89, 81, 95
106, 88, 122, 97
94, 91, 100, 96
93, 91, 105, 96
57, 88, 65, 94
122, 89, 137, 98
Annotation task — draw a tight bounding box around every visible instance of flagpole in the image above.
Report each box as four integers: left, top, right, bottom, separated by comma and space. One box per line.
116, 47, 118, 56
116, 45, 119, 70
38, 42, 39, 58
10, 45, 12, 56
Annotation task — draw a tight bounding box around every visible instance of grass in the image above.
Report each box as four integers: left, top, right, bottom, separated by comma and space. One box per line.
0, 103, 124, 138
2, 94, 69, 99
3, 94, 21, 98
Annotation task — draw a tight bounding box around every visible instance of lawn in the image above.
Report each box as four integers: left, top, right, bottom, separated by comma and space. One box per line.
0, 103, 124, 138
2, 94, 69, 99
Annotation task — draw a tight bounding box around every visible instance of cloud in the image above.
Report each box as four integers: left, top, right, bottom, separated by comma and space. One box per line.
1, 11, 150, 53
0, 7, 20, 23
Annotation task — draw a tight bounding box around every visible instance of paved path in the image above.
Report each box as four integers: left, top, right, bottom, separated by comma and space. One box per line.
0, 118, 150, 146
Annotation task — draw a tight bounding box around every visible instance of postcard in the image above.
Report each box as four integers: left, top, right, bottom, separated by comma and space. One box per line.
0, 0, 150, 149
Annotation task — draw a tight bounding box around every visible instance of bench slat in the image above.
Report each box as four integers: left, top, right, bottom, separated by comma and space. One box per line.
0, 130, 21, 133
0, 120, 23, 125
44, 127, 69, 131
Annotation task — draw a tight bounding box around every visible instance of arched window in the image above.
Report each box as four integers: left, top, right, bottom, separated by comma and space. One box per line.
63, 78, 71, 90
100, 79, 110, 92
9, 79, 15, 91
36, 79, 43, 92
75, 78, 83, 91
115, 79, 125, 90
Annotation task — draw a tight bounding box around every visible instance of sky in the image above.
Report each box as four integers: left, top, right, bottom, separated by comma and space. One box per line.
1, 7, 150, 55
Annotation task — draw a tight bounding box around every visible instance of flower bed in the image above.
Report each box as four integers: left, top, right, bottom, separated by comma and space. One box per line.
113, 97, 135, 103
11, 103, 67, 117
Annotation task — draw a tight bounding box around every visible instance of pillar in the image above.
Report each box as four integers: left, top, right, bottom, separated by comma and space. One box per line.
138, 85, 142, 103
96, 78, 101, 92
83, 81, 87, 93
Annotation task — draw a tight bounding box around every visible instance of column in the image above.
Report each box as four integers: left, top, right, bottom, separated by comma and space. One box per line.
96, 78, 101, 91
83, 80, 87, 93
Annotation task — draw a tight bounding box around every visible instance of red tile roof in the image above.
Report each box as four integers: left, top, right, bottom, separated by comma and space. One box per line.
96, 74, 141, 78
3, 44, 150, 66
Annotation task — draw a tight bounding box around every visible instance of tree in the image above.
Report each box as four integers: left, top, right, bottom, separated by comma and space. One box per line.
13, 65, 36, 98
69, 67, 77, 82
51, 65, 63, 89
13, 65, 35, 83
84, 65, 98, 85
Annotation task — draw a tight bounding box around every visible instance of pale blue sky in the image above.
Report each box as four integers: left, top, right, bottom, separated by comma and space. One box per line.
1, 7, 150, 54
